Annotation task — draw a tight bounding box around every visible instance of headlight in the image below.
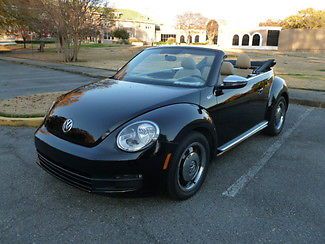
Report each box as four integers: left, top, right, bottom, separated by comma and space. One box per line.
117, 121, 160, 152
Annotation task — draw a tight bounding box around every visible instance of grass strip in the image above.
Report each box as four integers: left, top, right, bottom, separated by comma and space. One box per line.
0, 111, 45, 118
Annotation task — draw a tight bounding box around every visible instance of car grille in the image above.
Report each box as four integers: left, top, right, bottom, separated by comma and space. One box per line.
37, 153, 92, 192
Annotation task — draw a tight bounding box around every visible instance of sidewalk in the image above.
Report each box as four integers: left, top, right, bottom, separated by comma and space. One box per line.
0, 56, 115, 78
0, 56, 324, 108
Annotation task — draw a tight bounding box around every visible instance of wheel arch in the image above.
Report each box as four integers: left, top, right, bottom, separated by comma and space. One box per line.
281, 91, 289, 109
174, 122, 217, 160
193, 127, 216, 159
266, 76, 289, 121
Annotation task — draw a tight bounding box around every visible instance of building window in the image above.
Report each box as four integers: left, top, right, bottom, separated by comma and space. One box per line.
232, 35, 239, 45
161, 34, 176, 42
195, 35, 200, 43
252, 34, 261, 46
242, 34, 249, 46
266, 30, 280, 46
180, 35, 185, 43
188, 35, 192, 43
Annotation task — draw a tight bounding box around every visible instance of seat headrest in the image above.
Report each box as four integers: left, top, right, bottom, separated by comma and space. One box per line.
181, 57, 196, 70
221, 62, 235, 75
236, 54, 251, 69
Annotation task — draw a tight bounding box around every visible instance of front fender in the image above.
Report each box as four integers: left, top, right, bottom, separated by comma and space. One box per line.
124, 103, 217, 148
266, 76, 289, 120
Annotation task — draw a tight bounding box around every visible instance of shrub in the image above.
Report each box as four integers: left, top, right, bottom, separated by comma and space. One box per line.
112, 28, 130, 40
128, 37, 141, 43
166, 37, 176, 44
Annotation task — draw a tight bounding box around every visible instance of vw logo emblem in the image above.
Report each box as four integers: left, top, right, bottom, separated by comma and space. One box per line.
62, 119, 73, 133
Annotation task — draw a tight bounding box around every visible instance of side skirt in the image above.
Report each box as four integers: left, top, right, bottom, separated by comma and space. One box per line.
217, 121, 268, 156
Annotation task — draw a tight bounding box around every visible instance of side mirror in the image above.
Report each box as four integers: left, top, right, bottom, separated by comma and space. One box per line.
221, 75, 248, 89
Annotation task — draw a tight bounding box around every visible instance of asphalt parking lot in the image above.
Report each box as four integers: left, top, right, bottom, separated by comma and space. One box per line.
0, 104, 324, 243
0, 60, 97, 99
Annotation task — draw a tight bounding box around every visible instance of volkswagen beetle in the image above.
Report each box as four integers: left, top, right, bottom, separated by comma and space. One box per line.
34, 46, 289, 200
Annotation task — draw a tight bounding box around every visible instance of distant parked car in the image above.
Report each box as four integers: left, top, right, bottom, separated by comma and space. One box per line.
35, 46, 289, 200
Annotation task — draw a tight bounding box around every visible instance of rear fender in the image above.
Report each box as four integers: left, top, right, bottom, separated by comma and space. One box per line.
265, 76, 289, 120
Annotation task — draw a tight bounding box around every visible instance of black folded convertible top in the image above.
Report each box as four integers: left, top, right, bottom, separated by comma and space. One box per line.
226, 59, 276, 74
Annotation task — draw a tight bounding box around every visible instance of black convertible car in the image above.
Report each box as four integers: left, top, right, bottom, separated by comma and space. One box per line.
35, 46, 288, 200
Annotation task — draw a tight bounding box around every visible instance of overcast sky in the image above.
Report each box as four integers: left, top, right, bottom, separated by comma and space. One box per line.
110, 0, 324, 27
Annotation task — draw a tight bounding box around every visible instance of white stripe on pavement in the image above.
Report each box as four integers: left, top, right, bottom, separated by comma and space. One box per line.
222, 107, 314, 198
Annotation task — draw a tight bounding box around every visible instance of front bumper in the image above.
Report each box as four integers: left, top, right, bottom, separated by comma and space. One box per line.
37, 152, 143, 193
34, 125, 174, 193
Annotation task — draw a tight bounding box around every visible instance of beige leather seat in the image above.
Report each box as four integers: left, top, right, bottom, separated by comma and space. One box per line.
174, 57, 201, 79
235, 54, 252, 77
220, 61, 235, 81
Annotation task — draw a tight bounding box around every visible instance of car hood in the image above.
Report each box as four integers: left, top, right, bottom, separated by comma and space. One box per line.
45, 79, 201, 147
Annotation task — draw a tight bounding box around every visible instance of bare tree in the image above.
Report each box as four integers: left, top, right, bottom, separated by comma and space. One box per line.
206, 19, 218, 45
40, 0, 106, 62
176, 12, 208, 43
1, 0, 114, 61
0, 0, 10, 30
1, 0, 56, 50
97, 5, 115, 42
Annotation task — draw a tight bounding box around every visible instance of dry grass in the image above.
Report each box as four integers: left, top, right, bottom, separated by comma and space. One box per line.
225, 49, 325, 91
0, 92, 64, 117
6, 44, 145, 71
0, 46, 11, 52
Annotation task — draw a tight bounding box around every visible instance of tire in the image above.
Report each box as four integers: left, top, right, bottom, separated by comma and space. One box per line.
166, 132, 210, 200
265, 96, 287, 136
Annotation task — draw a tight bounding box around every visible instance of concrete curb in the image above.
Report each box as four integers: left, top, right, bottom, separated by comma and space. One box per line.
290, 98, 325, 108
289, 89, 325, 109
0, 116, 43, 127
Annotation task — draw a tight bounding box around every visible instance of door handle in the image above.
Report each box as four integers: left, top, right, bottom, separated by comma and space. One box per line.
257, 87, 264, 94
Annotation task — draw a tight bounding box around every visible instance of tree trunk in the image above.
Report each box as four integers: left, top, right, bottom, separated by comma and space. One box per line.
23, 37, 26, 48
59, 35, 63, 53
61, 38, 81, 62
39, 43, 45, 52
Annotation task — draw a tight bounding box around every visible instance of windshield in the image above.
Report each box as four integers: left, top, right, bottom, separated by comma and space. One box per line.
113, 47, 219, 87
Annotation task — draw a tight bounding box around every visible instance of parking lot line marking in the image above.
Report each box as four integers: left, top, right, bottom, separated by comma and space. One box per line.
222, 107, 314, 198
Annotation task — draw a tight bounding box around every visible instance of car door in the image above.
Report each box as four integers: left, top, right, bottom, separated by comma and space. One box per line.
206, 72, 272, 147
